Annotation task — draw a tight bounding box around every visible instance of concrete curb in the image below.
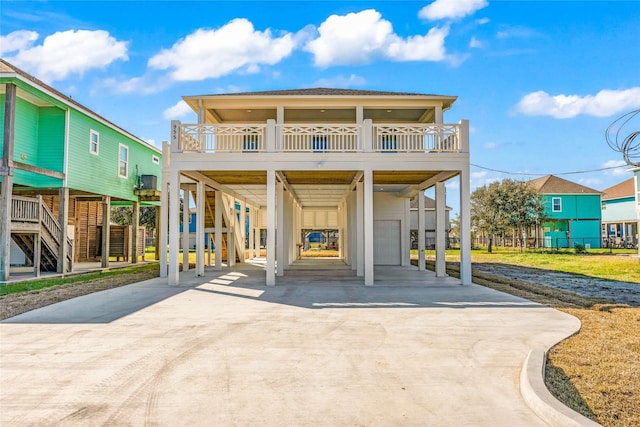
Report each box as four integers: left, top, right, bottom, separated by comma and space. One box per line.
520, 349, 601, 427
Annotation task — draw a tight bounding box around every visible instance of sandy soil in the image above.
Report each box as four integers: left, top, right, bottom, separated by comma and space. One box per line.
473, 263, 640, 306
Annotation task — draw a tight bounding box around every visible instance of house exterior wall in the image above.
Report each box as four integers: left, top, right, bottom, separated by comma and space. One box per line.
602, 197, 635, 222
373, 192, 408, 265
541, 194, 601, 248
66, 109, 162, 200
0, 94, 65, 188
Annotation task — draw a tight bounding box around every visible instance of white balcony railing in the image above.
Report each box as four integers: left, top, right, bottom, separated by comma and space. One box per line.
280, 124, 360, 152
173, 120, 464, 154
373, 124, 460, 152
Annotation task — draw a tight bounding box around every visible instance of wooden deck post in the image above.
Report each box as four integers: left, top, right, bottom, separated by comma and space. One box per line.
58, 187, 69, 273
131, 200, 139, 264
0, 83, 17, 282
101, 196, 110, 268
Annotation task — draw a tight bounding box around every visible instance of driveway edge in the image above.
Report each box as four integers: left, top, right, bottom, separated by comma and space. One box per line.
520, 349, 602, 427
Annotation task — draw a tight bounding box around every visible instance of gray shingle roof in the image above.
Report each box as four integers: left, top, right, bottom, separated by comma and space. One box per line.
528, 175, 600, 194
200, 87, 450, 97
602, 178, 635, 200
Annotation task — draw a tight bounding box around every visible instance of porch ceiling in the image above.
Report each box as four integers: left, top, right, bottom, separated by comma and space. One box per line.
206, 107, 434, 124
194, 170, 443, 209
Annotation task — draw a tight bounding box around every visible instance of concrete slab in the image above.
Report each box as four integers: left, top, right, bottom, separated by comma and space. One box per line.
0, 266, 580, 426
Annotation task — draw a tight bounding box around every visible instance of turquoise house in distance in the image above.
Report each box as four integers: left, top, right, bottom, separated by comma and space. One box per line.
528, 175, 602, 249
1, 59, 162, 281
601, 177, 638, 248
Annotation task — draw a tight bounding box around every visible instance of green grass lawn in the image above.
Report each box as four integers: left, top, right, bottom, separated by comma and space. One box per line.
412, 247, 640, 284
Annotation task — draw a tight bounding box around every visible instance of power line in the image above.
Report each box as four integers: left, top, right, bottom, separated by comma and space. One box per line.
470, 163, 629, 176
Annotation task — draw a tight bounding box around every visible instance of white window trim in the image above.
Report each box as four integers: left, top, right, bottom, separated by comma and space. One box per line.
552, 197, 562, 212
152, 155, 160, 164
90, 130, 99, 155
118, 143, 129, 178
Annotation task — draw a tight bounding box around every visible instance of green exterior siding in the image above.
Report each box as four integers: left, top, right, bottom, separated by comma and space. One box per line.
66, 109, 161, 201
1, 77, 161, 200
541, 193, 601, 248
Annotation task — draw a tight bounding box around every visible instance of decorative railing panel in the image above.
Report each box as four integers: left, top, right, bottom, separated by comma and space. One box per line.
11, 196, 40, 222
373, 124, 460, 152
280, 124, 360, 152
176, 122, 461, 153
180, 124, 266, 153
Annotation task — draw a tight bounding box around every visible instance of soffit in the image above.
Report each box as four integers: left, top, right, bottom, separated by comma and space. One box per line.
373, 171, 438, 185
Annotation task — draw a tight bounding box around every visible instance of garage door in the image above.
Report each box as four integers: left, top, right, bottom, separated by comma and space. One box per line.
373, 220, 401, 265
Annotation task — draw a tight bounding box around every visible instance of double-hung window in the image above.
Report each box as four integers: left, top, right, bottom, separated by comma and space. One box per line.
552, 197, 562, 212
118, 144, 129, 178
90, 130, 99, 155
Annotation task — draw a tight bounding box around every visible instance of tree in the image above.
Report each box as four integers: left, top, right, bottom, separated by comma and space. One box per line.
111, 206, 157, 230
471, 179, 545, 253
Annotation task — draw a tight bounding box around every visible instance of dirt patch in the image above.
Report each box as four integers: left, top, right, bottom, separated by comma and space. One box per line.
0, 266, 160, 321
473, 262, 640, 306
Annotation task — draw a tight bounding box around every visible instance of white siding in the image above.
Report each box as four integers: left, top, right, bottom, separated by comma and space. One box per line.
373, 193, 406, 265
374, 220, 401, 265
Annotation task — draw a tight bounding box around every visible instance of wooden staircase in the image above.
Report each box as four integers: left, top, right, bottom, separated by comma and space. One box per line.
10, 196, 73, 273
197, 190, 242, 263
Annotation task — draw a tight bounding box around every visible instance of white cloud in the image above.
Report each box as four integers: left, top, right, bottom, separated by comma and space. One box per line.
163, 100, 193, 120
579, 177, 603, 187
602, 159, 629, 176
148, 19, 295, 81
496, 25, 540, 39
0, 30, 38, 55
419, 0, 488, 21
304, 9, 452, 67
313, 74, 366, 88
5, 30, 128, 82
469, 36, 484, 48
515, 87, 640, 118
483, 142, 496, 149
471, 171, 487, 179
476, 18, 490, 25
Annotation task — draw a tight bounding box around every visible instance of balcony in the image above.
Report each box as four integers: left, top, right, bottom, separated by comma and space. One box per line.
172, 120, 465, 154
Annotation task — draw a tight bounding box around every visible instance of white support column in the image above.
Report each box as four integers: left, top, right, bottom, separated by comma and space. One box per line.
402, 198, 411, 266
364, 169, 374, 286
266, 170, 276, 285
356, 181, 364, 277
239, 200, 246, 262
227, 198, 235, 267
168, 170, 180, 285
418, 193, 426, 271
363, 119, 373, 152
276, 180, 284, 276
159, 142, 170, 278
435, 182, 447, 277
248, 207, 255, 259
459, 120, 472, 285
181, 185, 190, 272
195, 180, 205, 276
214, 190, 222, 271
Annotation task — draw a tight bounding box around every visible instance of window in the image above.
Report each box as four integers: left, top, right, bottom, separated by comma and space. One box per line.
152, 155, 160, 164
242, 134, 260, 152
312, 135, 328, 152
90, 130, 99, 154
552, 197, 562, 212
380, 135, 397, 151
118, 144, 129, 178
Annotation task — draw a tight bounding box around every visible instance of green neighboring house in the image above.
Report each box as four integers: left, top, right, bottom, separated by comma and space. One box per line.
601, 177, 638, 248
528, 175, 602, 249
1, 59, 162, 281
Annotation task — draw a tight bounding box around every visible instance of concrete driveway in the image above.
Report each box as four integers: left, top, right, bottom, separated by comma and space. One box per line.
0, 266, 580, 426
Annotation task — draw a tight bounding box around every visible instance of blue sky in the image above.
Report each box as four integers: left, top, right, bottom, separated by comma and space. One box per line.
1, 0, 639, 214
